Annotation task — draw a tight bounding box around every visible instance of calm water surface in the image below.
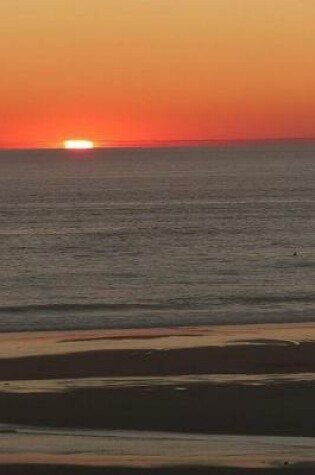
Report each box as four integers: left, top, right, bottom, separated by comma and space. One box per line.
0, 145, 314, 331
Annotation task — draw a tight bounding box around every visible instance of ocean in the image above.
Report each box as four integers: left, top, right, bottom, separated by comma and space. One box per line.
0, 144, 314, 332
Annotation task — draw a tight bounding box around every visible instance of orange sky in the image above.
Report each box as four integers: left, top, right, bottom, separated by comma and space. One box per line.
1, 0, 315, 148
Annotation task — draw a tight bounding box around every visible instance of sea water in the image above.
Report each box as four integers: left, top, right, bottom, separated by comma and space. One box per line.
0, 144, 314, 331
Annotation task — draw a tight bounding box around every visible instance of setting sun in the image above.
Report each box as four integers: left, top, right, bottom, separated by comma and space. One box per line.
64, 140, 95, 150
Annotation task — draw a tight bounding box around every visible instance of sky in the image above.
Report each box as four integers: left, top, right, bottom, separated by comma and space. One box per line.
1, 0, 315, 148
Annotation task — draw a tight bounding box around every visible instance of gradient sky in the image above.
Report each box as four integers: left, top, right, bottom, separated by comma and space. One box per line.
1, 0, 314, 148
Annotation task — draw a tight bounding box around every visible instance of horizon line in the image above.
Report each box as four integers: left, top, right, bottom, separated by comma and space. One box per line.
0, 136, 315, 151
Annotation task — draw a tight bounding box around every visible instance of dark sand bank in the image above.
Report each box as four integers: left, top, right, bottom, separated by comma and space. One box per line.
0, 465, 315, 475
0, 382, 314, 436
0, 341, 314, 381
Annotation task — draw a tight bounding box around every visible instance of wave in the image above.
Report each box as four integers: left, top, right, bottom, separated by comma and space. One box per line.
0, 302, 184, 314
1, 293, 315, 316
223, 294, 315, 305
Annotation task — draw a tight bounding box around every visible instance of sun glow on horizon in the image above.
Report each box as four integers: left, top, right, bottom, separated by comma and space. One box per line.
1, 2, 315, 145
64, 139, 95, 150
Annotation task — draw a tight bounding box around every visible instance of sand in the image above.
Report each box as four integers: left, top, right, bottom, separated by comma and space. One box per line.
0, 322, 314, 473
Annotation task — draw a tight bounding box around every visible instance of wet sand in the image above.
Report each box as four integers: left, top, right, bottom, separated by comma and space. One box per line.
0, 323, 314, 473
0, 381, 315, 436
0, 322, 313, 358
0, 341, 314, 381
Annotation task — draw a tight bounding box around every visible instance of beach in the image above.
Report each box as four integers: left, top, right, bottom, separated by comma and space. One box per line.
0, 322, 314, 473
1, 0, 315, 461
